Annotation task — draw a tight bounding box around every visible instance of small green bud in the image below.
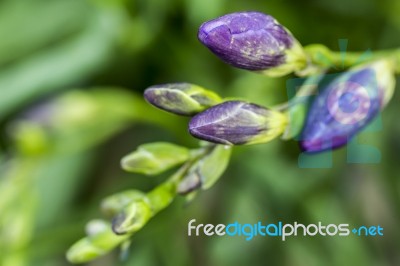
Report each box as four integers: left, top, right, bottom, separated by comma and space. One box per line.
144, 83, 222, 116
121, 142, 190, 175
112, 181, 177, 235
66, 220, 129, 264
112, 199, 152, 235
101, 190, 146, 217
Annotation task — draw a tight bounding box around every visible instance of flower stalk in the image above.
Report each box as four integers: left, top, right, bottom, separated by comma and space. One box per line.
67, 10, 400, 264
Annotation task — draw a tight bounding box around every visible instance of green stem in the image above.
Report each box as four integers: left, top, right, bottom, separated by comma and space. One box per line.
168, 144, 216, 186
304, 44, 400, 73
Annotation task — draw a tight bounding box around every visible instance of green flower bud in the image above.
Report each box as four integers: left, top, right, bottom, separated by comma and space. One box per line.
112, 199, 152, 235
121, 142, 190, 175
144, 83, 222, 116
100, 190, 146, 217
66, 220, 129, 264
85, 219, 109, 236
110, 177, 178, 235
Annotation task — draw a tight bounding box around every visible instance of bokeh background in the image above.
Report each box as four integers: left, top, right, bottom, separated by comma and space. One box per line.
0, 0, 399, 265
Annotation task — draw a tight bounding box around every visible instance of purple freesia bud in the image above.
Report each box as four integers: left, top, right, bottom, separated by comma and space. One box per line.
301, 60, 396, 153
198, 11, 306, 76
189, 100, 287, 145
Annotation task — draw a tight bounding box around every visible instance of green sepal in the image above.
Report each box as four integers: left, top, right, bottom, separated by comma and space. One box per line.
198, 145, 231, 189
178, 145, 231, 193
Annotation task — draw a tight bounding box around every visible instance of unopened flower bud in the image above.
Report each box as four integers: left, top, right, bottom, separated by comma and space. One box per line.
100, 190, 146, 217
121, 142, 190, 175
301, 59, 396, 152
85, 220, 109, 236
198, 11, 306, 76
66, 220, 129, 264
144, 83, 221, 115
112, 199, 152, 235
189, 101, 288, 145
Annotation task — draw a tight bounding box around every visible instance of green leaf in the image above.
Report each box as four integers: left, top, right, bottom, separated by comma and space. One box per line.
282, 103, 307, 140
198, 145, 231, 189
121, 142, 190, 175
0, 0, 90, 66
10, 88, 184, 155
0, 5, 123, 120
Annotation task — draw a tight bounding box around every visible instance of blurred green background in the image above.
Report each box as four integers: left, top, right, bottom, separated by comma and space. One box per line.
0, 0, 399, 265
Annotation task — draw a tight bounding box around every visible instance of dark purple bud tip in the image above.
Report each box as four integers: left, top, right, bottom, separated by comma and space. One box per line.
300, 67, 383, 153
189, 100, 287, 145
198, 11, 297, 71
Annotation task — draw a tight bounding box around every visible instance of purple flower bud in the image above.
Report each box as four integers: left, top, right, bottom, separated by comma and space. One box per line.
198, 12, 306, 76
189, 101, 287, 145
300, 60, 396, 153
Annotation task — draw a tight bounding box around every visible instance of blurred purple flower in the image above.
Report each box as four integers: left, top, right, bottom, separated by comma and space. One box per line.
300, 60, 395, 153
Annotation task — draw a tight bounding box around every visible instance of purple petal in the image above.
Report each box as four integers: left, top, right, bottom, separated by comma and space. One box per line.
189, 101, 272, 145
300, 68, 382, 153
198, 12, 294, 70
